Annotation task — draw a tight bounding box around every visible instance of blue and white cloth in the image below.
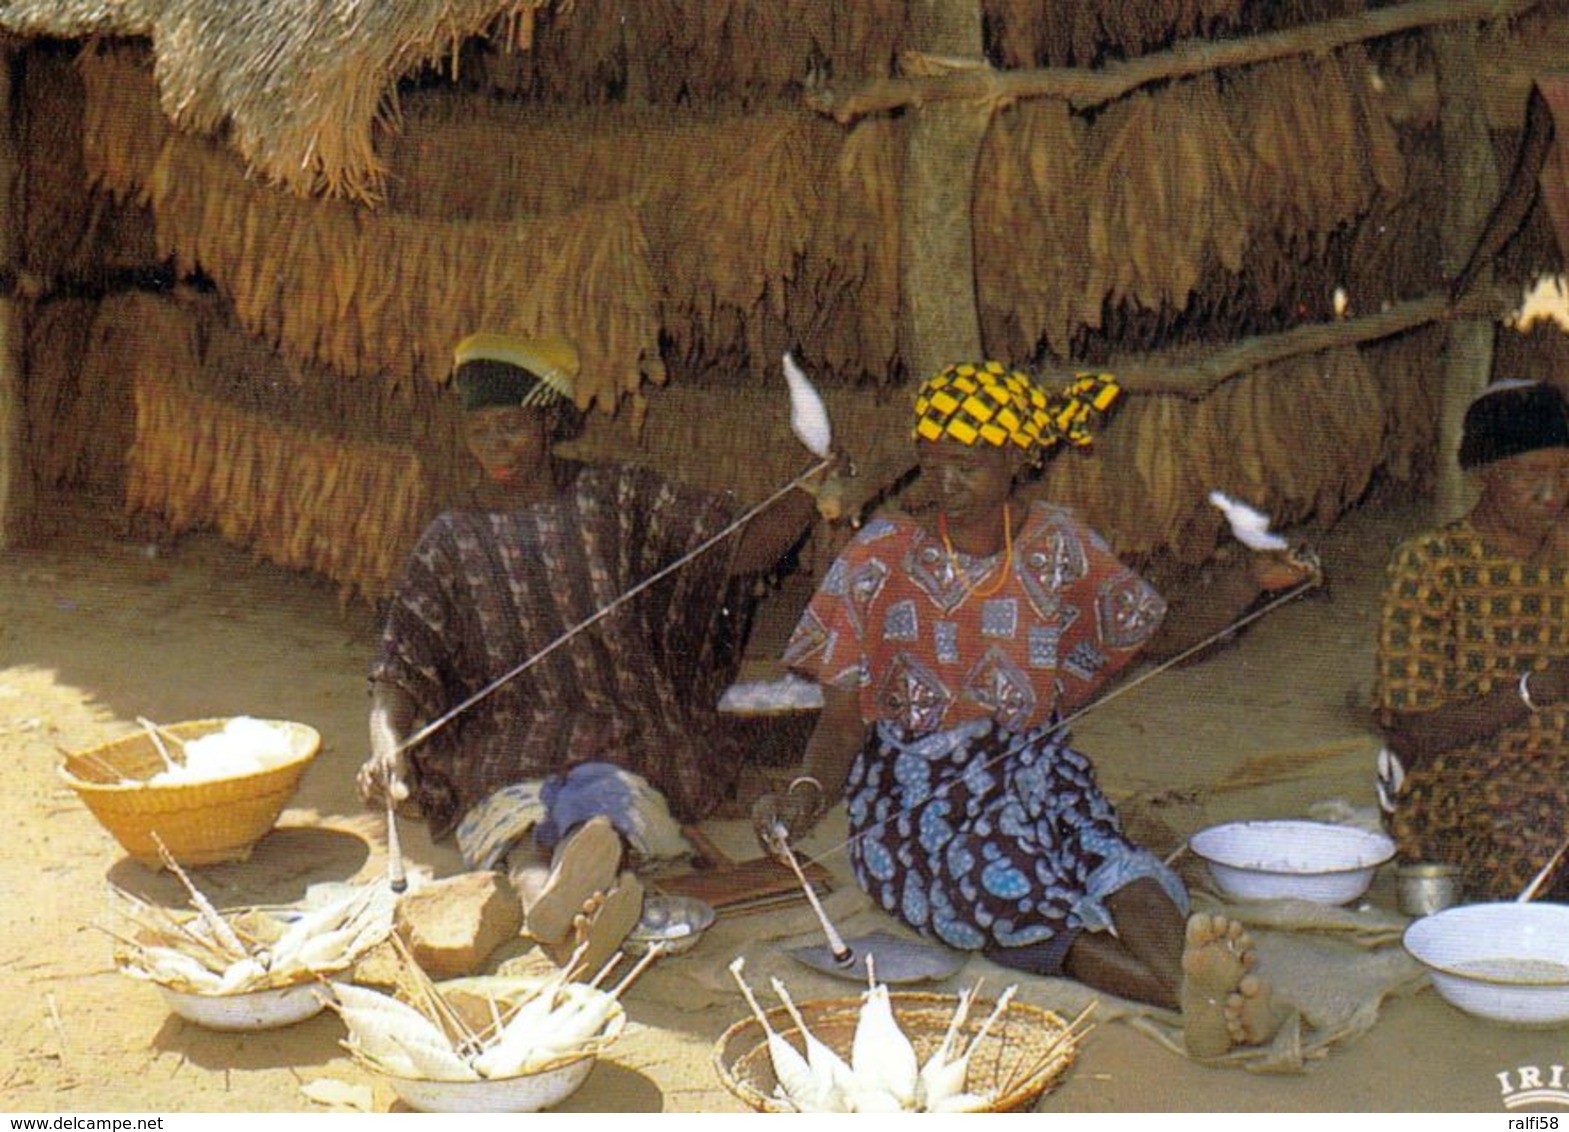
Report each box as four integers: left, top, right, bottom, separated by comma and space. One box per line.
455, 761, 690, 871
847, 718, 1186, 972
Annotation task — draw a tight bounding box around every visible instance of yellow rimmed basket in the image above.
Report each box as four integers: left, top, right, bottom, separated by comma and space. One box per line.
713, 991, 1086, 1113
58, 718, 321, 868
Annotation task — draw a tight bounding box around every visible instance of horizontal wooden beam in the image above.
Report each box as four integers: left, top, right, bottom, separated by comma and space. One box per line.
1107, 284, 1519, 396
808, 0, 1541, 123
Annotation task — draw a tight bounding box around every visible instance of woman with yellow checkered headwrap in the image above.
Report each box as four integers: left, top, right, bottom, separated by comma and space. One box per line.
911, 360, 1121, 453
757, 359, 1304, 1057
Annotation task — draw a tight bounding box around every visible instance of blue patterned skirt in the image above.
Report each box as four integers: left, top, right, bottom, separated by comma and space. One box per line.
847, 718, 1186, 971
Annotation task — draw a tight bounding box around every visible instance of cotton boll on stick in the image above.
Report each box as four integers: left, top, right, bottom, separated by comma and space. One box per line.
1207, 490, 1289, 551
783, 353, 832, 458
784, 353, 847, 523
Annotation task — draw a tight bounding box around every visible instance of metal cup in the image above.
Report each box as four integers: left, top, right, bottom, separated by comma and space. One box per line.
1397, 862, 1463, 917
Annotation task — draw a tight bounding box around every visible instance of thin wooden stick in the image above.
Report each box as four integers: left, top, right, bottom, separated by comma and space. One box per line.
1518, 837, 1569, 903
109, 885, 229, 960
608, 942, 665, 1000
388, 931, 482, 1056
384, 796, 407, 894
153, 835, 248, 960
775, 837, 854, 967
137, 718, 181, 772
588, 950, 623, 991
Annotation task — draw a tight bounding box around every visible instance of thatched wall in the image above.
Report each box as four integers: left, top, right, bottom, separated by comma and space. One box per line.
99, 291, 445, 601
78, 39, 1429, 394
7, 2, 1568, 600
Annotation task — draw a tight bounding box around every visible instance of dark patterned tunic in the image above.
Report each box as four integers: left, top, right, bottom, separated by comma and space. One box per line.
373, 463, 750, 839
786, 503, 1184, 961
1376, 519, 1569, 900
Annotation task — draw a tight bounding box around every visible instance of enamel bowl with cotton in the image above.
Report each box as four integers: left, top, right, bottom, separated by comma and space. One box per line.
623, 895, 716, 957
1403, 903, 1569, 1027
158, 981, 330, 1031
1189, 820, 1396, 904
333, 975, 625, 1113
113, 884, 393, 1031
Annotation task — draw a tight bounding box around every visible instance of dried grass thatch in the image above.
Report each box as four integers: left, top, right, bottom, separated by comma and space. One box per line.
18, 45, 99, 280
24, 300, 128, 494
127, 370, 432, 601
12, 0, 1499, 587
80, 40, 1411, 402
560, 339, 1440, 570
8, 0, 552, 201
80, 49, 664, 410
974, 55, 1402, 361
988, 0, 1248, 68
94, 292, 441, 600
470, 0, 904, 106
1230, 50, 1405, 251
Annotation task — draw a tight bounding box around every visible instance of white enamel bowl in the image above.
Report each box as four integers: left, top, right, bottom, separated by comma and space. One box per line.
353, 978, 625, 1113
158, 980, 328, 1030
384, 1055, 600, 1114
623, 894, 716, 957
1403, 902, 1569, 1027
1189, 820, 1396, 904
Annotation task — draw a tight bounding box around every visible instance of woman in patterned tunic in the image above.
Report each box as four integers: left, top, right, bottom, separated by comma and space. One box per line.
359, 333, 826, 967
755, 361, 1315, 1033
1376, 379, 1569, 902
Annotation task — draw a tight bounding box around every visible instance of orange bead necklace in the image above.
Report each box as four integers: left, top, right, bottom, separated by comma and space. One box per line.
938, 505, 1012, 599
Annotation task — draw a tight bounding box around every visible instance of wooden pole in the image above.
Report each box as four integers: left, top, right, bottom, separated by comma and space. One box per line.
1432, 23, 1502, 522
809, 0, 1540, 124
0, 45, 28, 549
898, 0, 988, 383
1107, 285, 1516, 396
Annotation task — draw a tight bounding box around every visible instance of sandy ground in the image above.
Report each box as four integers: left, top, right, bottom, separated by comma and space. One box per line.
1, 485, 1564, 1114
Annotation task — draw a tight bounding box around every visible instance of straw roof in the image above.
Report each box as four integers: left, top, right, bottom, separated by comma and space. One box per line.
2, 0, 548, 201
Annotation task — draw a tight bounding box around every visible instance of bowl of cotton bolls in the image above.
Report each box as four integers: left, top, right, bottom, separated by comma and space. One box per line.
111, 874, 394, 1031
715, 958, 1091, 1112
332, 954, 663, 1113
59, 716, 321, 867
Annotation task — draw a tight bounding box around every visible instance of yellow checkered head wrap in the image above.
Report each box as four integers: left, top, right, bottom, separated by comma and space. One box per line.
912, 361, 1121, 451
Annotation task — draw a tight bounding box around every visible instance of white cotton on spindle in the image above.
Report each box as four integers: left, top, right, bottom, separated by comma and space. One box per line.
1207, 490, 1289, 551
850, 957, 920, 1109
784, 353, 832, 459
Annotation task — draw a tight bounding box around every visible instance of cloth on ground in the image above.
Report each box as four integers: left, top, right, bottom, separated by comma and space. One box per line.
1126, 891, 1425, 1073
651, 815, 1426, 1075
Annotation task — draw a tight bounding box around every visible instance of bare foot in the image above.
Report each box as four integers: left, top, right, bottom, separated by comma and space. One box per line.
546, 871, 645, 979
526, 816, 622, 945
1180, 912, 1270, 1059
1225, 973, 1284, 1048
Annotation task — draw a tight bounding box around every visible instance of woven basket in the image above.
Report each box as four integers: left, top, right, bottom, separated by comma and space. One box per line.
58, 718, 321, 868
713, 992, 1081, 1113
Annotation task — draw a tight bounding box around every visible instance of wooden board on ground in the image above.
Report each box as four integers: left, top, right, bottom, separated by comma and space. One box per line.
653, 855, 832, 917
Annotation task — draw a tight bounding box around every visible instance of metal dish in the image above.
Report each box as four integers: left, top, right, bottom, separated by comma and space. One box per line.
1403, 902, 1569, 1027
346, 977, 624, 1112
1189, 819, 1396, 904
383, 1055, 598, 1113
623, 894, 716, 956
158, 980, 328, 1031
1396, 862, 1464, 917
